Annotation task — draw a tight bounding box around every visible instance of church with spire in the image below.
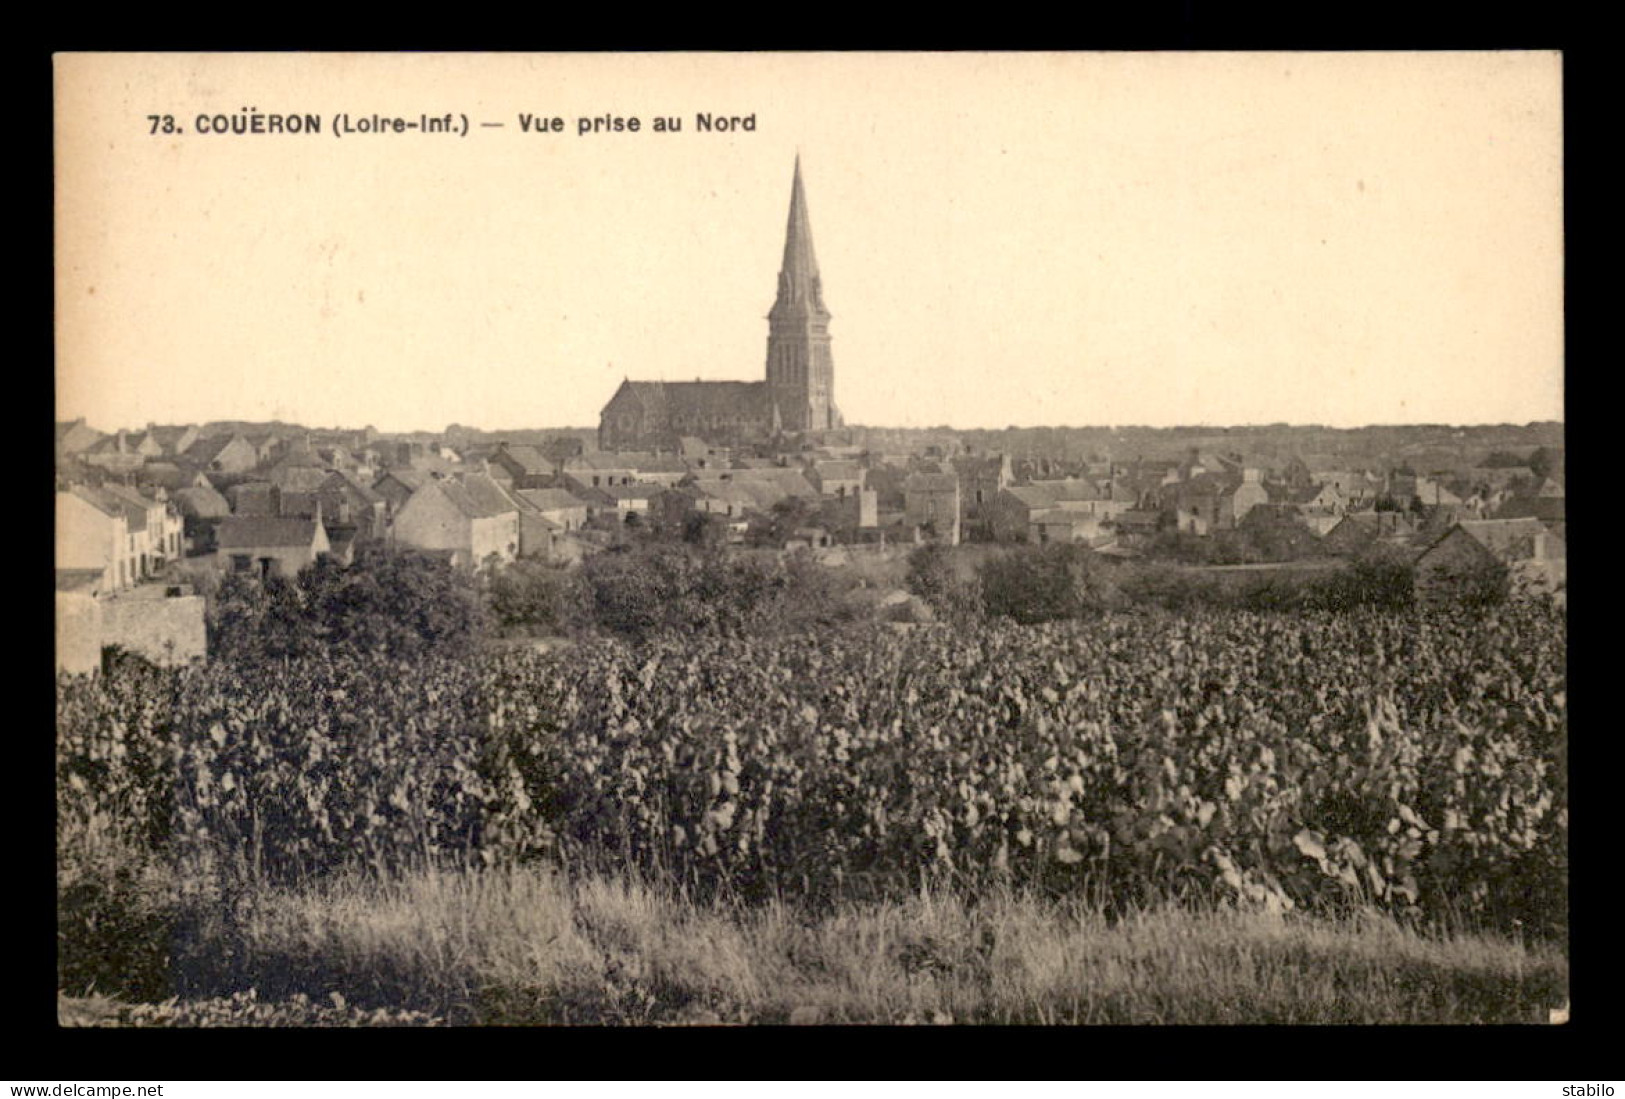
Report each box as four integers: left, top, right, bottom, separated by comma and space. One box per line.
597, 156, 843, 451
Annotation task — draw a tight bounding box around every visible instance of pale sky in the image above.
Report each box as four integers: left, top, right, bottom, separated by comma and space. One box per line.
55, 52, 1563, 434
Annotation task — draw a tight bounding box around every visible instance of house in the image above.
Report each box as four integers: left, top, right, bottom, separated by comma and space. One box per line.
1235, 503, 1330, 556
141, 424, 201, 458
215, 515, 331, 579
808, 460, 865, 498
264, 448, 334, 490
785, 526, 833, 551
988, 484, 1079, 546
991, 480, 1099, 542
599, 482, 667, 518
1494, 478, 1565, 524
1228, 469, 1271, 526
406, 451, 461, 476
512, 488, 590, 533
57, 487, 135, 592
623, 453, 692, 487
172, 483, 231, 521
903, 471, 961, 545
678, 436, 726, 466
185, 433, 260, 474
372, 468, 430, 519
489, 443, 555, 489
100, 483, 184, 572
950, 453, 1015, 539
1166, 473, 1253, 535
90, 429, 164, 461
136, 460, 210, 493
313, 471, 388, 539
1411, 476, 1464, 508
1413, 518, 1566, 603
244, 432, 285, 464
228, 481, 281, 516
79, 431, 147, 475
390, 474, 520, 567
502, 492, 564, 559
562, 452, 640, 490
1320, 511, 1421, 557
1030, 508, 1111, 545
689, 480, 759, 519
171, 484, 232, 555
689, 468, 819, 513
1315, 470, 1385, 508
1267, 480, 1345, 514
1108, 509, 1164, 546
55, 418, 104, 458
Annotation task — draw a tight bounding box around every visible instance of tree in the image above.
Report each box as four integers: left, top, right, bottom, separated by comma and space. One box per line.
1528, 446, 1560, 481
1312, 550, 1416, 612
300, 545, 488, 658
209, 546, 488, 662
978, 543, 1121, 623
748, 497, 819, 547
683, 511, 727, 547
483, 557, 585, 637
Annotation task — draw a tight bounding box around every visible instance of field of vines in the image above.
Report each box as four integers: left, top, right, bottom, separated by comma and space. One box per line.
57, 604, 1567, 937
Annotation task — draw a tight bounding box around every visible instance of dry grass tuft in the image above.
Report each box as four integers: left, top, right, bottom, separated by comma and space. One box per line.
103, 865, 1567, 1025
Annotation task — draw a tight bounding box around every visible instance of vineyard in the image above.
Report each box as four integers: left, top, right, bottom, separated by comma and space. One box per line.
58, 603, 1567, 943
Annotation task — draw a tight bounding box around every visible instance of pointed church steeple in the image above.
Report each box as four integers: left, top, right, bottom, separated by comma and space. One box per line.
771, 154, 829, 320
766, 156, 838, 432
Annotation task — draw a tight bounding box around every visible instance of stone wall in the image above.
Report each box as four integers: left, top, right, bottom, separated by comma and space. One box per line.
101, 594, 207, 666
55, 591, 102, 675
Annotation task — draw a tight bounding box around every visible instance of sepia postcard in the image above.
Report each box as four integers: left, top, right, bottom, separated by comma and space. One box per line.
53, 52, 1565, 1031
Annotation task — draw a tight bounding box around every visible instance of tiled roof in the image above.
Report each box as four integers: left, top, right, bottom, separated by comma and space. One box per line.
147, 425, 195, 448
216, 516, 323, 549
91, 484, 155, 531
515, 488, 589, 511
1030, 478, 1103, 501
184, 435, 242, 464
904, 472, 959, 493
628, 454, 691, 475
434, 473, 519, 519
1005, 479, 1097, 508
320, 471, 383, 505
569, 452, 639, 471
603, 483, 667, 501
136, 461, 199, 491
269, 466, 333, 493
172, 485, 231, 518
375, 468, 429, 491
498, 445, 550, 473
813, 460, 863, 481
693, 482, 758, 506
1449, 518, 1554, 560
616, 380, 771, 422
1494, 497, 1565, 522
1032, 508, 1096, 525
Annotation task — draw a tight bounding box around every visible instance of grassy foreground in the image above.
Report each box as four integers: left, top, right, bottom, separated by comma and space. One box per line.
60, 864, 1567, 1026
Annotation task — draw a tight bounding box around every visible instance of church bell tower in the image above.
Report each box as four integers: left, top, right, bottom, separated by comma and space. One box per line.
766, 156, 839, 433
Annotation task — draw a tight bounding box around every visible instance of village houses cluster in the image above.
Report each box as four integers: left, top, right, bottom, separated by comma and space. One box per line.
55, 158, 1564, 672
55, 409, 1567, 673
